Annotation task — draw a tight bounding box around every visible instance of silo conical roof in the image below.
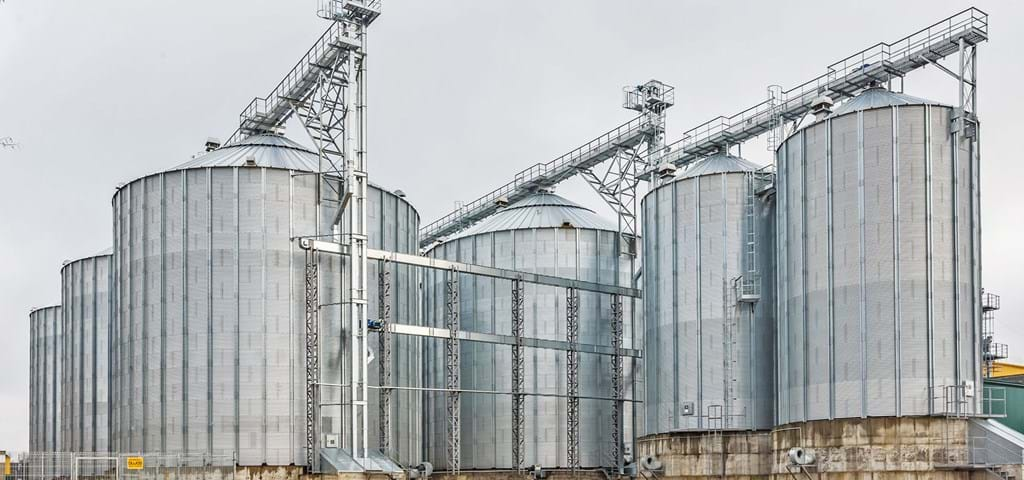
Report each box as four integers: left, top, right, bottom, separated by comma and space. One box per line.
448, 192, 616, 240
828, 86, 946, 117
172, 134, 319, 171
677, 153, 762, 180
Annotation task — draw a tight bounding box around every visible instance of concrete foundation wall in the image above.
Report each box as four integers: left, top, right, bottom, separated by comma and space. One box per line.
638, 417, 988, 479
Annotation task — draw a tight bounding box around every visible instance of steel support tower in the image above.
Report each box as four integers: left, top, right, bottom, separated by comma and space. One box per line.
377, 260, 392, 454
229, 0, 381, 471
444, 268, 461, 474
565, 288, 581, 472
511, 279, 526, 473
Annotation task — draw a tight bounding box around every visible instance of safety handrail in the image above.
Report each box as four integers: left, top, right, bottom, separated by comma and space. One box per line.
419, 115, 651, 244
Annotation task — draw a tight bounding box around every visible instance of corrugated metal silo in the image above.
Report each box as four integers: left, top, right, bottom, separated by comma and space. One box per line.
110, 134, 422, 466
423, 192, 636, 470
776, 87, 981, 423
29, 305, 63, 452
642, 153, 776, 433
60, 250, 112, 455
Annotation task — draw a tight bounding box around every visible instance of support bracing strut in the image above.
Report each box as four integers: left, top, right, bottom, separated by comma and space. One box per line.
566, 288, 581, 472
377, 259, 392, 455
304, 248, 320, 471
511, 278, 526, 472
611, 294, 624, 471
445, 268, 461, 475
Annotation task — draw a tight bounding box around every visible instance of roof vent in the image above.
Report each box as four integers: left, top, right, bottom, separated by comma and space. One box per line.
394, 189, 406, 198
205, 137, 222, 152
243, 156, 258, 167
656, 163, 678, 179
811, 95, 834, 120
494, 196, 509, 208
560, 220, 575, 229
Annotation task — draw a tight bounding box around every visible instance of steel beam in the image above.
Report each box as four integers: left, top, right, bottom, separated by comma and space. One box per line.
303, 240, 640, 297
384, 323, 640, 358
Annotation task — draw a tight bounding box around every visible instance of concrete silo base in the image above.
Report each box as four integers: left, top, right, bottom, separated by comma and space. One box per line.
638, 417, 1009, 479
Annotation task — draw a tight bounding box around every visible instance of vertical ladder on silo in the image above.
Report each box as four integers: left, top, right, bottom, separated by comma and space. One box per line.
739, 172, 761, 302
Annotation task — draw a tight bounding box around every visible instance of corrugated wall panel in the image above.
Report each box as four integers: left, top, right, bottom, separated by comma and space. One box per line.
831, 113, 863, 418
863, 108, 897, 417
777, 101, 978, 423
897, 106, 930, 415
112, 164, 419, 466
185, 169, 212, 454
642, 163, 775, 434
803, 122, 830, 420
164, 171, 185, 454
425, 213, 629, 469
60, 253, 113, 456
930, 107, 957, 394
786, 136, 807, 422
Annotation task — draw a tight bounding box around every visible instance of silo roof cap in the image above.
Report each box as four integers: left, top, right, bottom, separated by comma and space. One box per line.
676, 153, 762, 180
61, 247, 114, 271
828, 86, 946, 117
447, 192, 616, 240
171, 133, 320, 171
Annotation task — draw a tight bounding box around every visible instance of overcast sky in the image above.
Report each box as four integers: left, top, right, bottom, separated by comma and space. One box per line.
2, 0, 1021, 451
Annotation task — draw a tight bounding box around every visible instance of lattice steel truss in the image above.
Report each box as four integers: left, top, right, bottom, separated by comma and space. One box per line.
253, 1, 380, 470
580, 80, 673, 256
303, 247, 320, 471
377, 260, 392, 454
610, 295, 624, 469
565, 288, 580, 472
511, 279, 526, 472
445, 268, 461, 474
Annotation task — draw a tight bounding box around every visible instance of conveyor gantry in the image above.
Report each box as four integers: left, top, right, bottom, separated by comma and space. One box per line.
226, 1, 381, 144
418, 113, 662, 247
419, 8, 988, 247
649, 7, 988, 171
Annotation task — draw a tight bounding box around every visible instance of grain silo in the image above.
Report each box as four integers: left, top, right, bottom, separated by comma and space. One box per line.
29, 305, 63, 452
776, 86, 981, 423
422, 192, 636, 470
110, 133, 422, 466
641, 153, 776, 434
59, 250, 113, 456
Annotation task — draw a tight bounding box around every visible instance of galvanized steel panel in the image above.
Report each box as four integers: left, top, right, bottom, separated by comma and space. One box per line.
424, 194, 631, 469
60, 253, 113, 456
642, 154, 776, 435
29, 305, 62, 452
111, 134, 421, 466
776, 97, 980, 423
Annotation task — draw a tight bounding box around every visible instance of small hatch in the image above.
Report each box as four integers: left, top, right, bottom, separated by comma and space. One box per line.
243, 156, 258, 167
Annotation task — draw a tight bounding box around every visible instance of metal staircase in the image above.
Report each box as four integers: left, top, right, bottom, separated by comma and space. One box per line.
225, 0, 382, 471
227, 13, 375, 143
983, 291, 1007, 378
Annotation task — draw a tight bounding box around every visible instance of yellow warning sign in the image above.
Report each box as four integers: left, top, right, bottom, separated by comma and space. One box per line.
126, 457, 144, 470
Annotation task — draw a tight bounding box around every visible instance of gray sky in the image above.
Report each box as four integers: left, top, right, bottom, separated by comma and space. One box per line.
1, 0, 1021, 451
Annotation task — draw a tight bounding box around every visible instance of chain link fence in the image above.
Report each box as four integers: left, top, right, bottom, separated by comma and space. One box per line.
0, 453, 236, 480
